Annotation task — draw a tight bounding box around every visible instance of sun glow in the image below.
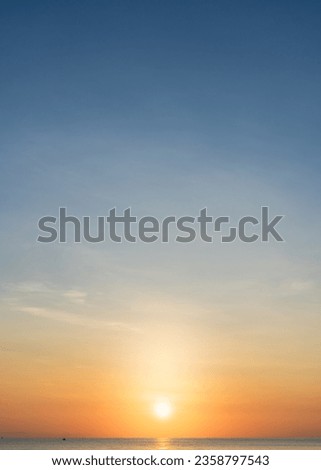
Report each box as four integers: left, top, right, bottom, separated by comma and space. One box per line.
153, 401, 172, 420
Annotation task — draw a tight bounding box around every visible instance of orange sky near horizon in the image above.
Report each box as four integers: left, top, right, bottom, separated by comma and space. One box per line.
1, 300, 321, 439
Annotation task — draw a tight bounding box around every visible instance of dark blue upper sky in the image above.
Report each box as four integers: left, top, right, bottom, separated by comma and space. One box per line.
2, 0, 321, 140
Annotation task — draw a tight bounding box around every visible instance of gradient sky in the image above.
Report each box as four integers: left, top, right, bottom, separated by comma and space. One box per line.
1, 0, 321, 438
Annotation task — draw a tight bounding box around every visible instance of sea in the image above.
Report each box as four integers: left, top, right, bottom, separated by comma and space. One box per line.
1, 438, 321, 450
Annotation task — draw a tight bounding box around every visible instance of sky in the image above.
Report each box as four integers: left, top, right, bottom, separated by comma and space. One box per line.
1, 0, 321, 438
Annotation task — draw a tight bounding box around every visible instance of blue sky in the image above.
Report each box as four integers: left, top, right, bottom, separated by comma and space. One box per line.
1, 0, 320, 275
1, 0, 321, 437
1, 1, 321, 210
1, 0, 321, 303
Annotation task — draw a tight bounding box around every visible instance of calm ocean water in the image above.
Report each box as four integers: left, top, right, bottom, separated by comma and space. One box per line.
1, 438, 321, 450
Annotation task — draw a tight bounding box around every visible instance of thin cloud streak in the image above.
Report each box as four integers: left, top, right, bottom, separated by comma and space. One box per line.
18, 306, 140, 333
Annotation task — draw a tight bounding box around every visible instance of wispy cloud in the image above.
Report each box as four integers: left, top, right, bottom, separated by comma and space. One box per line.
286, 280, 316, 293
1, 281, 53, 294
18, 306, 139, 332
2, 282, 88, 305
63, 290, 87, 304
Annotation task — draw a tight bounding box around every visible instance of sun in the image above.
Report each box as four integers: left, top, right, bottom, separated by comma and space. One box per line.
154, 401, 172, 420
